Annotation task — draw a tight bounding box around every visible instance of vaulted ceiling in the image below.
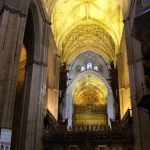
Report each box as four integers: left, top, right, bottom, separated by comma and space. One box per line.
72, 74, 107, 106
50, 0, 123, 62
43, 0, 131, 112
43, 0, 132, 63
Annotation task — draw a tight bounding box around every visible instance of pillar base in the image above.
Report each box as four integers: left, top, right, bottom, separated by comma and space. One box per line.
0, 128, 12, 149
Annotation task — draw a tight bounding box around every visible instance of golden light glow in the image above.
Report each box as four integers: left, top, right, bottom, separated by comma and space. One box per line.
42, 0, 132, 122
47, 89, 59, 119
16, 45, 27, 93
72, 74, 108, 126
51, 0, 123, 62
72, 74, 107, 105
52, 0, 123, 42
44, 0, 131, 18
19, 45, 27, 66
17, 45, 27, 82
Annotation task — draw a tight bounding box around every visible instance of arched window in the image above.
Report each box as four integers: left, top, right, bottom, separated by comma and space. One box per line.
87, 62, 92, 69
94, 66, 98, 71
67, 72, 70, 78
81, 66, 85, 71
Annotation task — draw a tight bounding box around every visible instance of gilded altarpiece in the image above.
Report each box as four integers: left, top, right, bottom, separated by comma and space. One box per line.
73, 97, 107, 126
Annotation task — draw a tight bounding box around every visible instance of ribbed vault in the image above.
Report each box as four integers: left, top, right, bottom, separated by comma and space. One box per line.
72, 74, 107, 106
47, 0, 125, 62
44, 0, 131, 19
61, 23, 115, 62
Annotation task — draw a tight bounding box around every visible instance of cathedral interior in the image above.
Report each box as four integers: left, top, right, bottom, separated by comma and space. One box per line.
0, 0, 150, 150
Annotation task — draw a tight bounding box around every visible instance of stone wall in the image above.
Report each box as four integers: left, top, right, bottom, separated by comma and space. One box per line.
0, 0, 50, 150
123, 0, 150, 150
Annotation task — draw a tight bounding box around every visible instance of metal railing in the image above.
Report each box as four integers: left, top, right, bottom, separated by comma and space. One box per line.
43, 124, 133, 143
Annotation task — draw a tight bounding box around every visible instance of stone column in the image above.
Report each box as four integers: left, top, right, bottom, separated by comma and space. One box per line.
132, 9, 150, 150
124, 19, 142, 150
0, 0, 50, 150
55, 54, 61, 119
55, 54, 61, 89
0, 2, 28, 129
17, 61, 47, 150
16, 20, 50, 150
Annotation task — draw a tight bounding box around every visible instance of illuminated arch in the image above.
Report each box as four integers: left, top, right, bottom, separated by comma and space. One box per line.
65, 70, 115, 128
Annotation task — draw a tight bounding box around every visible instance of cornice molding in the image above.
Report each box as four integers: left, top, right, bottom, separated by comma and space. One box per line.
27, 59, 48, 67
0, 4, 27, 17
